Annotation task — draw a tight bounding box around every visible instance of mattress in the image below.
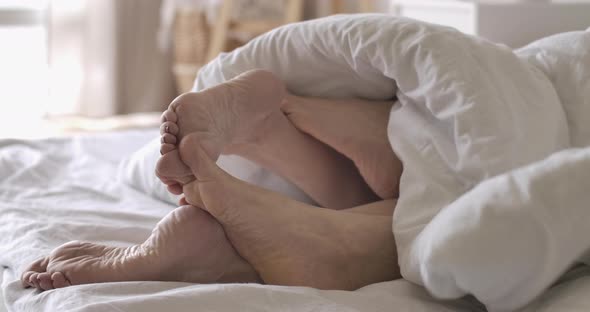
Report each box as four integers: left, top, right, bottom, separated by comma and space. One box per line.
0, 129, 589, 311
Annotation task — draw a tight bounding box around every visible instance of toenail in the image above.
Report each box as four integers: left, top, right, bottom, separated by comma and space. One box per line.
165, 126, 170, 133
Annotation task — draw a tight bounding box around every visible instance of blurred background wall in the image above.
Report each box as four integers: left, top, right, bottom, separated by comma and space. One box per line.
1, 0, 588, 139
48, 0, 177, 117
0, 0, 393, 130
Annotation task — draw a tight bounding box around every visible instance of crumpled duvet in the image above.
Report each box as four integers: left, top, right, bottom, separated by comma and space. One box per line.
193, 15, 590, 311
387, 24, 590, 312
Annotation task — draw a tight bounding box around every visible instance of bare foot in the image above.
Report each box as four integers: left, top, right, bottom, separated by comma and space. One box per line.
156, 69, 286, 195
282, 96, 401, 199
179, 135, 399, 290
21, 205, 259, 291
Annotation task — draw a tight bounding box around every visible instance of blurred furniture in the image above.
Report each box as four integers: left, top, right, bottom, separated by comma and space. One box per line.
173, 0, 303, 93
330, 0, 375, 14
393, 0, 590, 48
173, 0, 386, 93
0, 6, 44, 26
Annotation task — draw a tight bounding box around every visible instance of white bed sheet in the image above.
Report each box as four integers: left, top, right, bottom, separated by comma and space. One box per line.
0, 129, 588, 311
1, 268, 7, 312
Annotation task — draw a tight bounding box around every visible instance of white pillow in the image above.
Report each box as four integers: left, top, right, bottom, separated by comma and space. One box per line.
118, 137, 313, 206
117, 137, 181, 205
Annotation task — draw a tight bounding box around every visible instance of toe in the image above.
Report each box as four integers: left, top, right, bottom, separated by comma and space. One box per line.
156, 149, 194, 183
29, 273, 41, 289
178, 134, 220, 181
22, 257, 48, 288
160, 143, 176, 155
21, 271, 35, 288
160, 109, 178, 123
38, 272, 54, 290
51, 272, 70, 288
160, 121, 179, 136
161, 133, 177, 145
167, 183, 183, 195
23, 257, 48, 273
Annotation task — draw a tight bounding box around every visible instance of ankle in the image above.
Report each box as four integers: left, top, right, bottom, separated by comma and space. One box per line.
341, 214, 398, 287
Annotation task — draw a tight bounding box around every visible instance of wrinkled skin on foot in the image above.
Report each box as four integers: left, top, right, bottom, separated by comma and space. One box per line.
156, 69, 287, 196
22, 205, 259, 291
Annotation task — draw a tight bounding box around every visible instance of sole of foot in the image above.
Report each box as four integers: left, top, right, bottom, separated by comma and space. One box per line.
21, 205, 260, 291
156, 69, 287, 195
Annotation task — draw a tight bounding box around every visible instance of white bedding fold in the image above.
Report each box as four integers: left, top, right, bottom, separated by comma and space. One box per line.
388, 28, 590, 311
413, 147, 590, 310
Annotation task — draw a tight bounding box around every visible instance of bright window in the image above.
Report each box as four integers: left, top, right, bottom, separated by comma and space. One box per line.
0, 0, 50, 138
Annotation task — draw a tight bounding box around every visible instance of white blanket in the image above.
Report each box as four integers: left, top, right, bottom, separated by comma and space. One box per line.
192, 15, 590, 311
387, 23, 590, 312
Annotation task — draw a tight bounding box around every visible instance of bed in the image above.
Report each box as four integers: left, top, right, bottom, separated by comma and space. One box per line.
0, 129, 589, 312
2, 14, 590, 311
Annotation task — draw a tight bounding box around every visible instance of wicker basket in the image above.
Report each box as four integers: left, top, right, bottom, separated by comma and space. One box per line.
172, 8, 246, 93
171, 1, 301, 94
173, 8, 209, 93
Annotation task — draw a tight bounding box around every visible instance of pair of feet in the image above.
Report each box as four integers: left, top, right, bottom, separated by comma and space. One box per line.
21, 70, 399, 291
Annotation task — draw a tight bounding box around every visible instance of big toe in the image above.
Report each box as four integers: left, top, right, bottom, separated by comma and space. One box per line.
178, 134, 226, 183
37, 272, 54, 291
156, 149, 194, 185
179, 134, 238, 210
